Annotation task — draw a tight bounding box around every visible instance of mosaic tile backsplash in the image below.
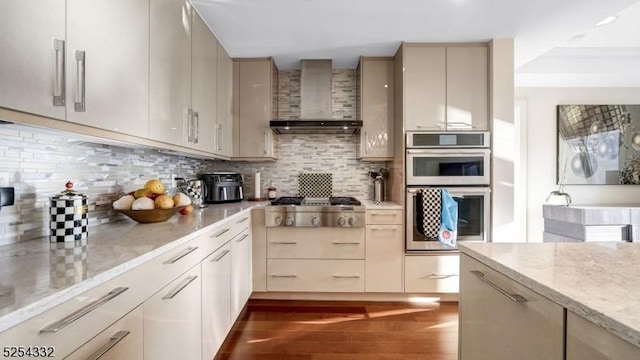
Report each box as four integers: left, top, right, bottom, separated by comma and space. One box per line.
0, 124, 383, 245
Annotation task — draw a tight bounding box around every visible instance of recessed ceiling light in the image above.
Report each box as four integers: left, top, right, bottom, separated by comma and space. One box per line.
343, 126, 348, 130
284, 126, 290, 130
596, 15, 618, 26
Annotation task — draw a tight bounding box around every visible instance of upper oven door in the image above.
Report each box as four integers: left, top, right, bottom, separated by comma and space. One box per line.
406, 148, 491, 185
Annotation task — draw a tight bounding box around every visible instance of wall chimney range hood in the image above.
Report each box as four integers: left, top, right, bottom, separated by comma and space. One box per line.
270, 59, 362, 134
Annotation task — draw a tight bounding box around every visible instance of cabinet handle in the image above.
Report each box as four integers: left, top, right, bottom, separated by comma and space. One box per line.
370, 227, 396, 231
163, 246, 198, 265
211, 228, 230, 238
211, 249, 230, 262
236, 217, 249, 224
53, 39, 65, 106
217, 124, 223, 151
40, 287, 128, 333
271, 274, 297, 278
162, 275, 198, 300
470, 270, 527, 303
263, 130, 268, 155
332, 241, 361, 245
85, 330, 130, 360
271, 241, 297, 245
426, 273, 458, 280
186, 109, 193, 142
364, 131, 369, 154
235, 234, 249, 242
74, 50, 86, 112
193, 111, 200, 144
333, 275, 360, 279
371, 213, 397, 216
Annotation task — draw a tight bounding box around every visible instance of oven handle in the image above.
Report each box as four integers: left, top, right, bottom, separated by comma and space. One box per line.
407, 149, 490, 155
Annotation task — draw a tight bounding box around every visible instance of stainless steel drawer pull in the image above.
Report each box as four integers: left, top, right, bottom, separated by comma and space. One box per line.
217, 124, 223, 151
236, 217, 249, 223
40, 287, 128, 333
163, 246, 198, 265
186, 108, 194, 142
470, 270, 527, 303
212, 228, 230, 238
332, 241, 361, 245
86, 330, 130, 360
236, 234, 249, 242
271, 274, 297, 278
333, 275, 361, 279
271, 241, 297, 244
74, 50, 86, 112
212, 249, 230, 262
370, 228, 396, 231
370, 213, 397, 216
53, 39, 65, 106
426, 273, 458, 280
193, 111, 200, 144
162, 275, 198, 300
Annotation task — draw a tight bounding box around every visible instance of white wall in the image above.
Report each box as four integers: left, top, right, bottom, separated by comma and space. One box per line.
516, 87, 640, 241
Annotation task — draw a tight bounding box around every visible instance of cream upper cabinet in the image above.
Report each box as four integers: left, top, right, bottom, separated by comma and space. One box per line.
566, 311, 640, 360
190, 10, 217, 153
235, 58, 278, 160
65, 0, 149, 138
404, 44, 488, 132
216, 43, 234, 157
143, 265, 202, 360
446, 46, 488, 131
0, 0, 66, 120
404, 45, 446, 131
357, 57, 394, 161
150, 0, 192, 147
459, 254, 564, 360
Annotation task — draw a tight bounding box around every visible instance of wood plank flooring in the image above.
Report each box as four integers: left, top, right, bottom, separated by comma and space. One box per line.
215, 299, 459, 360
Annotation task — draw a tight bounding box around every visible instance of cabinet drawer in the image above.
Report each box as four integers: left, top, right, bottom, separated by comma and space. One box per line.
199, 216, 246, 256
0, 261, 156, 359
404, 254, 460, 293
267, 259, 365, 292
366, 210, 402, 225
267, 227, 364, 259
566, 311, 640, 360
66, 306, 143, 360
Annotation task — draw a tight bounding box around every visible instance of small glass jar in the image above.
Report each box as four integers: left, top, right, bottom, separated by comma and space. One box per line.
267, 186, 277, 200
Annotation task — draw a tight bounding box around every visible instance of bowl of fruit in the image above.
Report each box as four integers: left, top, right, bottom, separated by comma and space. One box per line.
113, 179, 194, 223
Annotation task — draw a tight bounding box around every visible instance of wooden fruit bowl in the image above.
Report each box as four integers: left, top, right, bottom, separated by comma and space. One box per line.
117, 207, 185, 223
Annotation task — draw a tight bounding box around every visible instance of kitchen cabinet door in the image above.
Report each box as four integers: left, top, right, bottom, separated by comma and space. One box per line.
143, 265, 202, 360
446, 46, 488, 131
150, 0, 192, 147
458, 254, 564, 360
566, 310, 640, 360
404, 45, 446, 131
66, 0, 149, 138
236, 59, 277, 160
358, 58, 394, 161
365, 225, 403, 292
202, 243, 232, 360
231, 228, 252, 321
217, 43, 234, 157
191, 10, 217, 153
0, 0, 66, 120
65, 306, 143, 360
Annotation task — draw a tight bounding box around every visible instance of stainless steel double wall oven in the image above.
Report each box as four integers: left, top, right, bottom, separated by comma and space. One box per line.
406, 132, 491, 251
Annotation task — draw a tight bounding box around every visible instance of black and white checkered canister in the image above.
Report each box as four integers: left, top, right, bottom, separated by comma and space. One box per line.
49, 184, 89, 243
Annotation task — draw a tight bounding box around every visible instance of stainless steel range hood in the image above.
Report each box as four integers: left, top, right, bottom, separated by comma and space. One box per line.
270, 59, 362, 134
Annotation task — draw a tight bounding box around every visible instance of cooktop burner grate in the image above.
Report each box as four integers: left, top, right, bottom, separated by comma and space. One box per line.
270, 196, 361, 206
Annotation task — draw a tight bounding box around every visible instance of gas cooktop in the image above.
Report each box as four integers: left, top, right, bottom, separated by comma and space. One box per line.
270, 196, 361, 206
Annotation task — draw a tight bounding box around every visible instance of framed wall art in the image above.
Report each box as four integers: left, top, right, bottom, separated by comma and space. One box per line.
557, 104, 640, 185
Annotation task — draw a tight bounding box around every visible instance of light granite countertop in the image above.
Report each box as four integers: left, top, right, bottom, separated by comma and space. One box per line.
460, 242, 640, 348
360, 199, 403, 210
0, 200, 268, 333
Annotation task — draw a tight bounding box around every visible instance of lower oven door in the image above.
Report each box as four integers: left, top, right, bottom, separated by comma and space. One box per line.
406, 187, 490, 251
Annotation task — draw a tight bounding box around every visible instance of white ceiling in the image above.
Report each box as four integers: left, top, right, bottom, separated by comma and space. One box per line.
192, 0, 640, 87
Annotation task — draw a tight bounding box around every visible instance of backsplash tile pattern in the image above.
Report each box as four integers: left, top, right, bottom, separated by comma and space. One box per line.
0, 125, 383, 245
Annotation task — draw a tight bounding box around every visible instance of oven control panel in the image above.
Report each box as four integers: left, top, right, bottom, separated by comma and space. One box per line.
265, 207, 365, 228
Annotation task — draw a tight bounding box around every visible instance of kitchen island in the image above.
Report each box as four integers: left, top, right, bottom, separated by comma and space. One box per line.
459, 242, 640, 359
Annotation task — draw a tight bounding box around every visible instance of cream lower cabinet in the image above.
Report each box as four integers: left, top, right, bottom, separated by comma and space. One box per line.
143, 265, 202, 360
405, 254, 460, 293
268, 259, 365, 292
202, 242, 232, 360
66, 306, 143, 360
365, 209, 403, 292
458, 254, 564, 360
231, 228, 252, 321
566, 311, 640, 360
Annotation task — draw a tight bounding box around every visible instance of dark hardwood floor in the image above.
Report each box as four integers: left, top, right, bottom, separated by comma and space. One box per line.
215, 299, 459, 360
